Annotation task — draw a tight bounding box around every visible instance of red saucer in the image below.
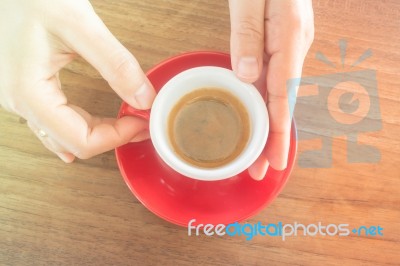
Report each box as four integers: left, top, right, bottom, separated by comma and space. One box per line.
116, 51, 297, 226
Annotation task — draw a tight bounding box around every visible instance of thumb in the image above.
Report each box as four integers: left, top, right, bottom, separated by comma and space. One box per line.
229, 0, 265, 83
52, 1, 156, 109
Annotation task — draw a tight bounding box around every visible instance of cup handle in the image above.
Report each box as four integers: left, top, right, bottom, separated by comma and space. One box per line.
121, 105, 151, 122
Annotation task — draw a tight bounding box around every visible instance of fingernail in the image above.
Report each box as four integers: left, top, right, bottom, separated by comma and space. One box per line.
56, 152, 75, 163
249, 161, 269, 181
271, 158, 288, 171
237, 57, 259, 81
134, 79, 156, 109
130, 130, 150, 142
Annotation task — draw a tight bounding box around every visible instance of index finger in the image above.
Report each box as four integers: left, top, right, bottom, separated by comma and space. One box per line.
44, 0, 156, 110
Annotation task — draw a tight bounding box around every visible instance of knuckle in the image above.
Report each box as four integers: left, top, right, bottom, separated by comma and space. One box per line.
290, 16, 308, 33
0, 84, 22, 115
291, 12, 314, 36
1, 98, 23, 115
73, 149, 92, 160
289, 15, 314, 49
107, 50, 142, 89
71, 141, 91, 160
305, 23, 315, 46
267, 93, 288, 104
234, 17, 264, 42
40, 1, 92, 30
0, 100, 12, 113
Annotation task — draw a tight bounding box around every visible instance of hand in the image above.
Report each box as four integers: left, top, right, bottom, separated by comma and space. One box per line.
0, 0, 156, 162
229, 0, 314, 180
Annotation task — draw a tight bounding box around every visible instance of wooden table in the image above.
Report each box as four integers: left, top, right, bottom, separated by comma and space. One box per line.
1, 0, 399, 265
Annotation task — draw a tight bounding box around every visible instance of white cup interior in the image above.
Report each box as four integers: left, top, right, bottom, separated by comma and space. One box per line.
150, 66, 268, 181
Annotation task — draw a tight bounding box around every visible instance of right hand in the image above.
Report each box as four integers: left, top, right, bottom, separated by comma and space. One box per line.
229, 0, 314, 179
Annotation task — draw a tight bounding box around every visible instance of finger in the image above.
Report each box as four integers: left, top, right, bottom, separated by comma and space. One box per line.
25, 76, 149, 159
248, 59, 269, 180
70, 104, 150, 142
253, 54, 269, 99
248, 154, 269, 181
264, 51, 303, 170
55, 106, 149, 158
49, 1, 156, 109
56, 152, 76, 163
130, 130, 150, 142
229, 0, 265, 82
261, 0, 313, 171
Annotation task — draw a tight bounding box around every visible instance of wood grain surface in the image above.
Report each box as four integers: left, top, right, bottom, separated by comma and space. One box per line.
1, 0, 399, 265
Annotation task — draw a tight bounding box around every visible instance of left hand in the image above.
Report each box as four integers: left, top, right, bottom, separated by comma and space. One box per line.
229, 0, 314, 180
0, 0, 156, 163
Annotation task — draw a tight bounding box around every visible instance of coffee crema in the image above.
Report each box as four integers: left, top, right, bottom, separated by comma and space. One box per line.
168, 88, 250, 168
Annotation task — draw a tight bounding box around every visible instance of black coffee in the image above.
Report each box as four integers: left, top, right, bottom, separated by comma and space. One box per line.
168, 88, 250, 168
